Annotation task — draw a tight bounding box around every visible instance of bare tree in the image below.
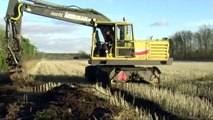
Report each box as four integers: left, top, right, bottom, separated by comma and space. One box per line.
195, 25, 213, 58
171, 31, 194, 59
171, 25, 213, 60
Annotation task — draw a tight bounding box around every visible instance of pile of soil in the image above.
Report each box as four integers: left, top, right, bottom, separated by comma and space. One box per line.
0, 84, 121, 120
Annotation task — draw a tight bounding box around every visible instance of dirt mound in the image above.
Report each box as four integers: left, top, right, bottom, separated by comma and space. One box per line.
0, 84, 121, 120
34, 84, 120, 119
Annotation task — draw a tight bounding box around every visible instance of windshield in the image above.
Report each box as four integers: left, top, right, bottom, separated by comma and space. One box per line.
117, 24, 133, 40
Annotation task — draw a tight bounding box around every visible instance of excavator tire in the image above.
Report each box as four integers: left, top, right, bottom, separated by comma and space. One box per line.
85, 66, 97, 83
96, 66, 115, 88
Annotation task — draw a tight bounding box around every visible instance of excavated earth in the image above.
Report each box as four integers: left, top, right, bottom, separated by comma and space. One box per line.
0, 82, 121, 120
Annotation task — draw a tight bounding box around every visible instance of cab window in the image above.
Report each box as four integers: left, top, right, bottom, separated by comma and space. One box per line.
117, 25, 133, 40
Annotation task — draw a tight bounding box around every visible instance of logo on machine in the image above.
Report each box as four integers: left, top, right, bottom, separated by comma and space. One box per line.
135, 50, 149, 55
51, 12, 63, 17
64, 12, 91, 22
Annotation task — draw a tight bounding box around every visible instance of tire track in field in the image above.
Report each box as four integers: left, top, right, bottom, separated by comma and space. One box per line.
28, 59, 87, 83
28, 61, 42, 75
29, 60, 56, 75
28, 60, 87, 76
52, 60, 86, 76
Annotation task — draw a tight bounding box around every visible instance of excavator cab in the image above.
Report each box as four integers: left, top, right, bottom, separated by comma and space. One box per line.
115, 23, 135, 57
92, 22, 135, 59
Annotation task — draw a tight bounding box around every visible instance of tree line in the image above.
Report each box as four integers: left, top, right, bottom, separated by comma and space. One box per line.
34, 52, 89, 60
170, 25, 213, 60
0, 27, 7, 72
1, 26, 89, 72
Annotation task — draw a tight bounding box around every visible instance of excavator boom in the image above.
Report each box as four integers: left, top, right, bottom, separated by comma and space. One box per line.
6, 0, 110, 26
5, 0, 110, 78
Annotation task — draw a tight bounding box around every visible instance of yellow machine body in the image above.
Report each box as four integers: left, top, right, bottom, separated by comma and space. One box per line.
89, 21, 171, 65
134, 40, 169, 60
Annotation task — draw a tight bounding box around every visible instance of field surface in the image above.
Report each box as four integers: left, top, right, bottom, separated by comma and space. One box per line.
1, 59, 213, 120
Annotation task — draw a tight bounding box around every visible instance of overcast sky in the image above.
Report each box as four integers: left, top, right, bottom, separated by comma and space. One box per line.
1, 0, 213, 53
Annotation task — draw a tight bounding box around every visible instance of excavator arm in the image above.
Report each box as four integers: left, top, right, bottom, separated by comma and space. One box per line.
5, 0, 110, 78
6, 0, 110, 25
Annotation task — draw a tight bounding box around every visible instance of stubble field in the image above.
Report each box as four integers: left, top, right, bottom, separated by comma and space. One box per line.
1, 59, 213, 120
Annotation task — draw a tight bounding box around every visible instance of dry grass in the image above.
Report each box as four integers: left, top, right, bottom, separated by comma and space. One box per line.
26, 59, 155, 119
115, 83, 213, 119
115, 62, 213, 119
25, 60, 213, 119
27, 59, 87, 83
28, 59, 86, 76
159, 62, 213, 102
93, 84, 154, 120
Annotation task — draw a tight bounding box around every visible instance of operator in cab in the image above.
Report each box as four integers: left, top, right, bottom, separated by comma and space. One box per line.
104, 29, 114, 56
105, 30, 114, 44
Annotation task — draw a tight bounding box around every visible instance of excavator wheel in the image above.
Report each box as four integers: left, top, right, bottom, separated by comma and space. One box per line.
96, 66, 115, 88
85, 66, 97, 83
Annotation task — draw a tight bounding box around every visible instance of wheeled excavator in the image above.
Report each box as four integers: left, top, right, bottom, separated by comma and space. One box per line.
5, 0, 172, 87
